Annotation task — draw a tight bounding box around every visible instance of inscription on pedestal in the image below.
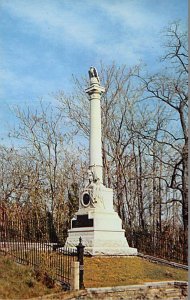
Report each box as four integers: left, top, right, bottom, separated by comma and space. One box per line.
72, 214, 94, 228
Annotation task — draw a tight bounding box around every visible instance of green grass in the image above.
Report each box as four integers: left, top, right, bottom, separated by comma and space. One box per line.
0, 254, 62, 299
84, 256, 188, 288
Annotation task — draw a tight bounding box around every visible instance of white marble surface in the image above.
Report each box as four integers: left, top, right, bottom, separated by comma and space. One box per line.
85, 76, 105, 183
65, 205, 137, 256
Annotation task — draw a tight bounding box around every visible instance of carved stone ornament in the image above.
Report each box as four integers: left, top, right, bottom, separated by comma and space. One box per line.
88, 66, 100, 82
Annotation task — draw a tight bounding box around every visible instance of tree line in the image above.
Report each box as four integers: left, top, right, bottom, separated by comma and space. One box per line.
0, 22, 188, 263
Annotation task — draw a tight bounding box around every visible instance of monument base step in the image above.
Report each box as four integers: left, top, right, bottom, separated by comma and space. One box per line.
83, 246, 137, 256
64, 229, 137, 256
59, 245, 137, 256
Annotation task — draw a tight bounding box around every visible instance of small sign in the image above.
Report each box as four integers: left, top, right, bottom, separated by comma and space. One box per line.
79, 265, 84, 271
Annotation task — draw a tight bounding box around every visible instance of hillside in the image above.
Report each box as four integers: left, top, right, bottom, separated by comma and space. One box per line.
0, 255, 62, 299
0, 255, 187, 299
84, 256, 188, 288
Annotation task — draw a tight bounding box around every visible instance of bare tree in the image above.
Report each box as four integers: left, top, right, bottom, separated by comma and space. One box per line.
135, 21, 188, 262
8, 102, 84, 240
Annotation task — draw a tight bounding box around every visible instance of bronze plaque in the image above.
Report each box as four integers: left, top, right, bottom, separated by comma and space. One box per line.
72, 214, 94, 228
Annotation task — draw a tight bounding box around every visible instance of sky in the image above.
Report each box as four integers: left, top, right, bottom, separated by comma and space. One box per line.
0, 0, 188, 146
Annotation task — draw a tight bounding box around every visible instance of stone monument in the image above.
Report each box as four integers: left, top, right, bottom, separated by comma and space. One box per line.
65, 67, 137, 255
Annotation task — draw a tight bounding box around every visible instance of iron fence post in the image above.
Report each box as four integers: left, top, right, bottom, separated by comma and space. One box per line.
76, 237, 85, 289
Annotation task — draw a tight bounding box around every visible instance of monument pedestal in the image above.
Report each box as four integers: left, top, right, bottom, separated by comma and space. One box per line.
65, 186, 137, 256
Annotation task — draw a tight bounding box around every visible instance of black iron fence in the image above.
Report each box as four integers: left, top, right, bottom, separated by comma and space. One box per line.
129, 230, 186, 264
0, 219, 85, 290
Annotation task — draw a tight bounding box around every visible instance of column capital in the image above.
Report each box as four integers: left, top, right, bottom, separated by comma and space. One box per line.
85, 84, 105, 96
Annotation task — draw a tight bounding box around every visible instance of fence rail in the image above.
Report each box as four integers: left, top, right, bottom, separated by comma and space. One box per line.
128, 231, 186, 264
0, 220, 85, 290
138, 253, 188, 270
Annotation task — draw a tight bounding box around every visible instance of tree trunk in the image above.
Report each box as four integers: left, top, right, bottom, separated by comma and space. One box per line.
181, 142, 188, 264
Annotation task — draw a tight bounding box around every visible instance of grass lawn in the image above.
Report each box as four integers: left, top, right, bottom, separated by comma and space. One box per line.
0, 254, 187, 299
84, 256, 188, 288
0, 255, 62, 299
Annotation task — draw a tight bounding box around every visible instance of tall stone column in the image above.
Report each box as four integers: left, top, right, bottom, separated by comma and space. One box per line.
64, 67, 137, 256
85, 71, 105, 183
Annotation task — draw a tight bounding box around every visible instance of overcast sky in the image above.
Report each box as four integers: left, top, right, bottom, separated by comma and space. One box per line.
0, 0, 188, 145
